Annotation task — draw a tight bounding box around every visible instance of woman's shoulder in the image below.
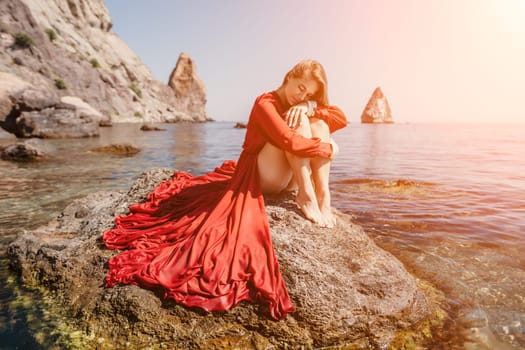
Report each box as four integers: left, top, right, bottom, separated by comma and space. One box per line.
254, 91, 285, 112
255, 91, 277, 103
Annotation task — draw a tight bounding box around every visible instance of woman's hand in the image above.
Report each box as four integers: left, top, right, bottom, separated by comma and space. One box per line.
329, 138, 339, 160
284, 102, 309, 129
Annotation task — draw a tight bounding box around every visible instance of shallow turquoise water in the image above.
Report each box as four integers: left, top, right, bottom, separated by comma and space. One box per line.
0, 122, 524, 349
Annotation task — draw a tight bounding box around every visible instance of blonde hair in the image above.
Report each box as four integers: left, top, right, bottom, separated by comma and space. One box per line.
281, 59, 329, 106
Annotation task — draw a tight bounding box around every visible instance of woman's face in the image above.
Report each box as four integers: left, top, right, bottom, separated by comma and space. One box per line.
282, 76, 319, 106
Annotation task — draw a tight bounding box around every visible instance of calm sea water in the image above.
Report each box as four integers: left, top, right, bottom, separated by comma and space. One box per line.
0, 122, 524, 349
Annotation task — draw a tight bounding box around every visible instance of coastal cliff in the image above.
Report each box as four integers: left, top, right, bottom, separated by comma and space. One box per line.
0, 0, 209, 135
7, 168, 435, 349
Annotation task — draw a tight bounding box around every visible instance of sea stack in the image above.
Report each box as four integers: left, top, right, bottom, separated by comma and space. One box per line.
168, 53, 208, 122
361, 87, 394, 124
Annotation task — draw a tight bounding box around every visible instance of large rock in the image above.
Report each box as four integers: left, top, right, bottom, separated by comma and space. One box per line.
168, 53, 208, 122
361, 87, 394, 124
11, 108, 99, 138
0, 71, 30, 123
0, 0, 207, 124
59, 95, 110, 126
7, 169, 432, 349
0, 137, 55, 161
0, 76, 101, 138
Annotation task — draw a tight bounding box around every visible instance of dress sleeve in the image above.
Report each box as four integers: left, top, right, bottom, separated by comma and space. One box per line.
314, 105, 348, 133
253, 95, 332, 159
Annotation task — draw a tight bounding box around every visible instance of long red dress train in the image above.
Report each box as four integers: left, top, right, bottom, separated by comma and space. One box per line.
103, 91, 347, 320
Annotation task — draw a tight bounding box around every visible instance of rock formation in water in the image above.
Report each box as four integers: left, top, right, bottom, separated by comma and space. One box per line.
0, 0, 209, 138
90, 143, 140, 155
140, 123, 166, 131
361, 87, 394, 124
8, 168, 432, 349
0, 137, 55, 161
234, 121, 247, 129
168, 53, 208, 122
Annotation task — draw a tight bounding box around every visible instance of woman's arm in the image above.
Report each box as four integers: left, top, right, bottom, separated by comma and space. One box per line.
252, 94, 333, 159
314, 105, 348, 133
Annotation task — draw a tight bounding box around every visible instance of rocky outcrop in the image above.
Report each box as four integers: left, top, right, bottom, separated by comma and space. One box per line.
0, 0, 208, 129
0, 72, 100, 138
361, 87, 394, 124
0, 137, 55, 161
8, 169, 431, 349
168, 53, 208, 122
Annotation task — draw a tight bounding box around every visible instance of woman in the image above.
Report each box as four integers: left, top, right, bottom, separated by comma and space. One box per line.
255, 60, 347, 227
103, 60, 347, 320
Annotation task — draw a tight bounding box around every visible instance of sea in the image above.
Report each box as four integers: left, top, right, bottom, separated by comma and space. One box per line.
0, 121, 524, 349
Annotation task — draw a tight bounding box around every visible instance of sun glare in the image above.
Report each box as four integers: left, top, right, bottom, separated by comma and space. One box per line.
497, 0, 525, 33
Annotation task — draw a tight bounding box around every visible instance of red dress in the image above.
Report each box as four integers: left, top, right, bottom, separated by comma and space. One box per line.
103, 91, 347, 320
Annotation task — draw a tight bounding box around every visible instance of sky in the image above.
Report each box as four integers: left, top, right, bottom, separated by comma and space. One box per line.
105, 0, 525, 123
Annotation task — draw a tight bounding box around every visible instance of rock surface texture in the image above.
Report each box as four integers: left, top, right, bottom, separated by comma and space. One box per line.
0, 0, 209, 133
8, 169, 430, 349
361, 87, 394, 124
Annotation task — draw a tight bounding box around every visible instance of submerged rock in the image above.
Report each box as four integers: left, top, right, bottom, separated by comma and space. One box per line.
90, 143, 140, 155
8, 169, 430, 349
361, 87, 394, 124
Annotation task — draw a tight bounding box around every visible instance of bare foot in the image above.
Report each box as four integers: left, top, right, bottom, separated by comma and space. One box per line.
320, 205, 336, 228
317, 191, 336, 228
295, 192, 328, 227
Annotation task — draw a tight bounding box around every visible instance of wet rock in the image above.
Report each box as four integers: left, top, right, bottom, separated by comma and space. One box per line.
361, 87, 394, 124
90, 143, 140, 155
461, 308, 489, 328
0, 138, 55, 161
8, 169, 430, 349
140, 123, 166, 131
234, 122, 247, 129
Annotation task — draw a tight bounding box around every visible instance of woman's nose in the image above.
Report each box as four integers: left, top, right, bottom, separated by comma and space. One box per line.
298, 91, 308, 100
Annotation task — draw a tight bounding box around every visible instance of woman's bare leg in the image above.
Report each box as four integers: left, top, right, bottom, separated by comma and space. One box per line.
310, 118, 336, 227
257, 142, 293, 194
257, 115, 328, 227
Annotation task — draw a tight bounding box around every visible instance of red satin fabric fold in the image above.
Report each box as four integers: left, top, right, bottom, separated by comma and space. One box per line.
103, 153, 295, 320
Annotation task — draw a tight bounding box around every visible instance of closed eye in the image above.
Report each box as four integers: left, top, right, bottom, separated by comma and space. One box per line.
299, 83, 315, 99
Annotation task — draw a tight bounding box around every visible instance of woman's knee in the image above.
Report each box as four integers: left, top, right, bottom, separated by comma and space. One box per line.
294, 114, 313, 138
309, 118, 330, 140
329, 138, 339, 159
